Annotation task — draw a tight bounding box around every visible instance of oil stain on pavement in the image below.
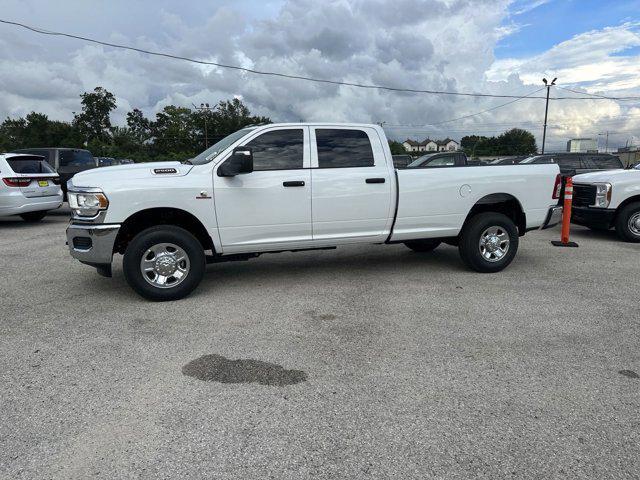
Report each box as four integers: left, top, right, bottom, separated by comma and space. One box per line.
182, 354, 307, 386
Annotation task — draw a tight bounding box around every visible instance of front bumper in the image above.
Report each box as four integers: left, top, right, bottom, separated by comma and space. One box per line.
66, 223, 121, 266
540, 206, 563, 230
571, 206, 616, 229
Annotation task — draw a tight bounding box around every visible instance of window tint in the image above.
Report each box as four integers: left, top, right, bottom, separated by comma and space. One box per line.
553, 156, 581, 169
59, 150, 95, 167
316, 129, 374, 168
589, 155, 623, 169
423, 155, 455, 167
7, 156, 55, 174
246, 129, 304, 171
15, 149, 52, 164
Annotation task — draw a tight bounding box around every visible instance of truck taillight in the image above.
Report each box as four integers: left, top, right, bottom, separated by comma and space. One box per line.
3, 177, 31, 187
552, 174, 562, 199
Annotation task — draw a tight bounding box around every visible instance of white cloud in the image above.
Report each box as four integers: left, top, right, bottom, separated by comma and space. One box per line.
0, 0, 638, 150
511, 0, 553, 16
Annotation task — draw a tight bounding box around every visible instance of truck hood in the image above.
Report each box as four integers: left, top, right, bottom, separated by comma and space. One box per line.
69, 161, 194, 188
572, 169, 640, 184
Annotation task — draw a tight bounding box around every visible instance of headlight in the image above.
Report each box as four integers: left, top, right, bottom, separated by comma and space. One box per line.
68, 191, 109, 217
593, 183, 612, 208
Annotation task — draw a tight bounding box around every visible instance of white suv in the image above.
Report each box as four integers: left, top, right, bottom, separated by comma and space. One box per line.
0, 153, 63, 222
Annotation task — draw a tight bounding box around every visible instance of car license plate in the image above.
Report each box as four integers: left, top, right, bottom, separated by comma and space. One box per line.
38, 180, 49, 187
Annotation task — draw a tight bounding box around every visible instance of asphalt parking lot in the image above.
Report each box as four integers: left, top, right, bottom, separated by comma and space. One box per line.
1, 207, 638, 479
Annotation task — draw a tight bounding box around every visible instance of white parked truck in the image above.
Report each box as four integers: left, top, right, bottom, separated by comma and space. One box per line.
66, 123, 562, 301
571, 166, 640, 242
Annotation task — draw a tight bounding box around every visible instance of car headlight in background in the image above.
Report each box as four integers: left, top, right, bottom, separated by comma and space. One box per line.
593, 183, 612, 208
68, 191, 109, 217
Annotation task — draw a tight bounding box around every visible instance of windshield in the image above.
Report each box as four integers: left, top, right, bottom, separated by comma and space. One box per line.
190, 128, 256, 165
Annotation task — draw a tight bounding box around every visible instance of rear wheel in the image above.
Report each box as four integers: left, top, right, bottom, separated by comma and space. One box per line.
404, 239, 441, 253
458, 212, 519, 273
615, 202, 640, 243
20, 211, 48, 222
123, 226, 206, 301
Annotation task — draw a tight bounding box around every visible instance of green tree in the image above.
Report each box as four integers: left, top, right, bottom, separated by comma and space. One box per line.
388, 140, 407, 155
151, 105, 196, 159
74, 87, 116, 144
497, 128, 537, 155
462, 129, 537, 157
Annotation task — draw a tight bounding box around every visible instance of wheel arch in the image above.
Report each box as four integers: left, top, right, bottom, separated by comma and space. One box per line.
114, 207, 215, 254
614, 195, 640, 217
464, 193, 527, 235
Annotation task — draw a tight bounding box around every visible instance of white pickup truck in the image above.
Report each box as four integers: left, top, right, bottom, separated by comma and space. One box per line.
571, 165, 640, 242
66, 123, 562, 301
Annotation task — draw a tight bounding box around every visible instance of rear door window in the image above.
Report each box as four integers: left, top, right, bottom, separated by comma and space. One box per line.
316, 129, 375, 168
6, 156, 55, 174
59, 150, 95, 167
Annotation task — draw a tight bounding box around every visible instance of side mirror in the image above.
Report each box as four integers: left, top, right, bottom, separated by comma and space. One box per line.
218, 147, 253, 177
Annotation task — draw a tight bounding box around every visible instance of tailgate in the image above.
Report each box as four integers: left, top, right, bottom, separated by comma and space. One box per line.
18, 174, 61, 198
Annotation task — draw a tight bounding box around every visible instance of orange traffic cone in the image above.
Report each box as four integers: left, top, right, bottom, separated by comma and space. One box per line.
551, 176, 579, 247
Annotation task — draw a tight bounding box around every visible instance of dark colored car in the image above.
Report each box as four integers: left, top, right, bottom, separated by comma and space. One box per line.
12, 148, 97, 197
406, 151, 468, 168
520, 153, 624, 203
518, 153, 623, 176
96, 156, 117, 167
392, 155, 413, 168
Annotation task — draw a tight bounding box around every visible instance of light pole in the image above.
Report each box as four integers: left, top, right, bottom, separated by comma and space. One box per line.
541, 77, 556, 154
598, 131, 610, 153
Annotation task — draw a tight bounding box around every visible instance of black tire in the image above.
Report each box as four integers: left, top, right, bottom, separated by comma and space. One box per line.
123, 226, 206, 301
20, 211, 48, 222
404, 239, 441, 252
614, 202, 640, 243
458, 212, 519, 273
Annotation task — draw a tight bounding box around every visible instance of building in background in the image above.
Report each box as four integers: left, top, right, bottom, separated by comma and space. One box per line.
402, 138, 438, 153
437, 138, 459, 151
567, 138, 598, 153
403, 138, 458, 153
617, 146, 640, 167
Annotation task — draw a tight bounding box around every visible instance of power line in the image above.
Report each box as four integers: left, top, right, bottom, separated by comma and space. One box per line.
385, 87, 547, 127
556, 85, 640, 101
0, 18, 635, 101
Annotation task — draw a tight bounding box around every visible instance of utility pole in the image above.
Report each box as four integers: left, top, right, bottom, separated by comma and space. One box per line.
192, 103, 212, 149
597, 131, 610, 153
541, 77, 556, 154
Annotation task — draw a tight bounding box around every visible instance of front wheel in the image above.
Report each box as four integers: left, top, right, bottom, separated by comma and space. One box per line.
123, 226, 206, 301
615, 202, 640, 243
458, 212, 519, 273
20, 211, 48, 222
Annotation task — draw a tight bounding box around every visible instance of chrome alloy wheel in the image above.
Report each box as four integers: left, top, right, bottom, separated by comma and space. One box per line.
140, 243, 190, 288
478, 226, 510, 262
629, 212, 640, 236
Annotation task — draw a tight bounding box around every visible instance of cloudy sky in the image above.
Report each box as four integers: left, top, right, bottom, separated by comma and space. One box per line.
1, 0, 639, 151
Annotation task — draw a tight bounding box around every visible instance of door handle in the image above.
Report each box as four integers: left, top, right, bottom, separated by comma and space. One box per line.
366, 178, 386, 184
283, 181, 305, 187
